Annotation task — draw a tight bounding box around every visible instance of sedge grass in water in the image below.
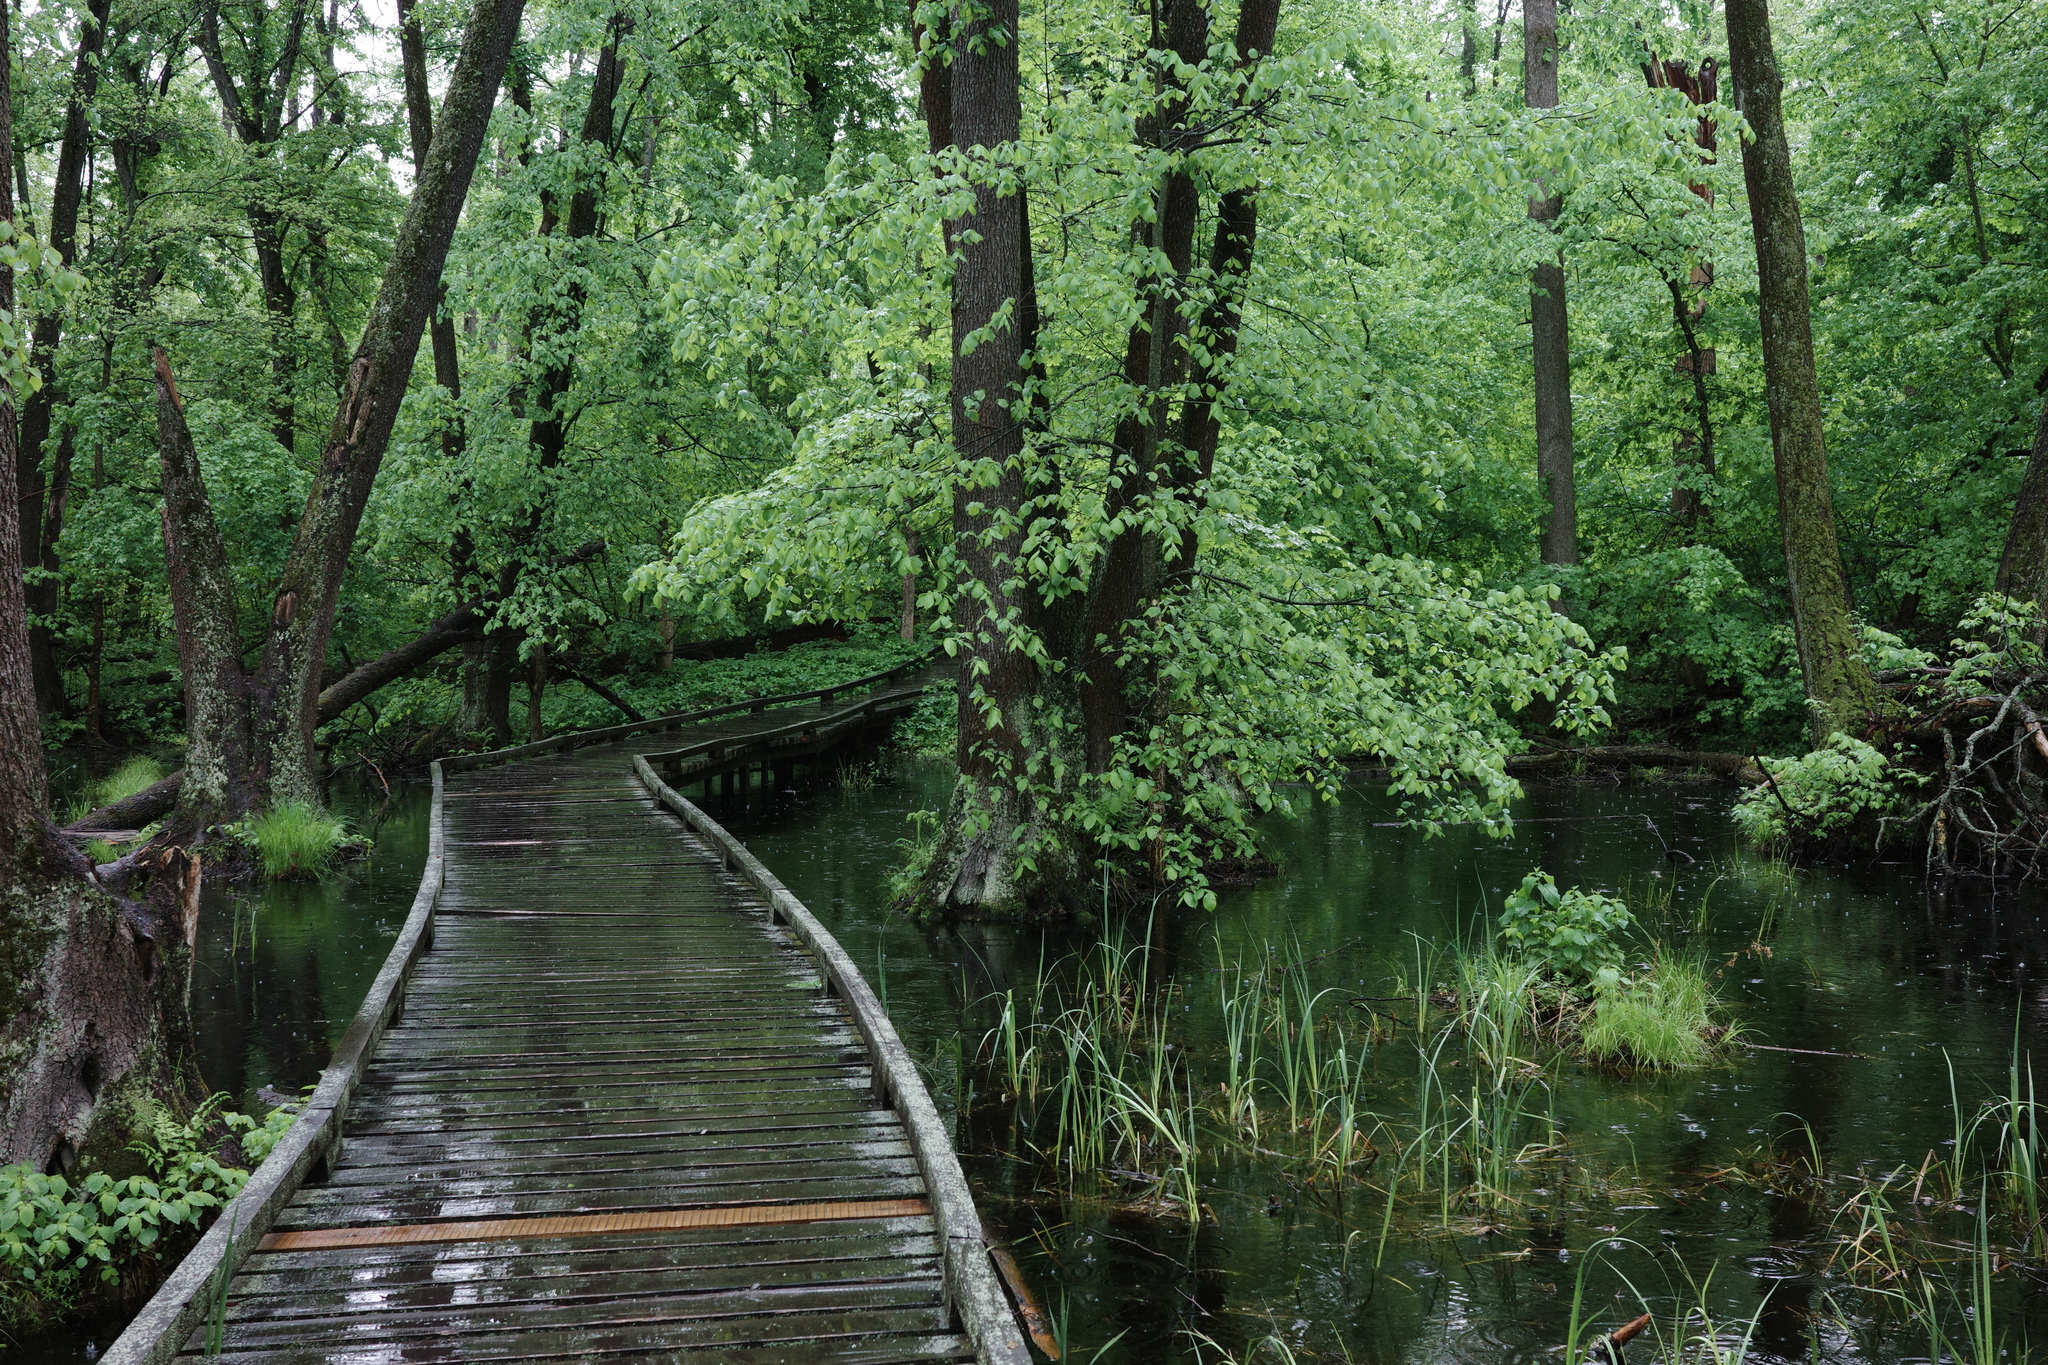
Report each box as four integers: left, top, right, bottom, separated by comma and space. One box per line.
1581, 951, 1728, 1069
244, 802, 351, 879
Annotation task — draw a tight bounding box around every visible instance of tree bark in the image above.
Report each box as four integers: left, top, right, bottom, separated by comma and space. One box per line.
1993, 385, 2048, 640
15, 0, 114, 718
0, 0, 202, 1179
1726, 0, 1879, 745
1525, 0, 1575, 570
1076, 0, 1211, 774
0, 0, 45, 861
153, 350, 258, 828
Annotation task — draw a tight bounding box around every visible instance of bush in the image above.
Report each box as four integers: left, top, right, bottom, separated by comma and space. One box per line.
243, 802, 351, 879
1581, 954, 1725, 1069
0, 1099, 294, 1330
1497, 870, 1633, 979
1731, 732, 1910, 849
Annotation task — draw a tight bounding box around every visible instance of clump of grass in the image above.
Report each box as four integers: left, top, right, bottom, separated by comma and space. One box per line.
1581, 953, 1726, 1069
67, 754, 166, 821
245, 802, 350, 879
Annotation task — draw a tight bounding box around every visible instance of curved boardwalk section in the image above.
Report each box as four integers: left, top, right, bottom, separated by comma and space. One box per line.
104, 664, 1027, 1365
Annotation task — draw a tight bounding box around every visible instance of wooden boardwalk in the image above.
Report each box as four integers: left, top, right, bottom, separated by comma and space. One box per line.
105, 663, 1029, 1365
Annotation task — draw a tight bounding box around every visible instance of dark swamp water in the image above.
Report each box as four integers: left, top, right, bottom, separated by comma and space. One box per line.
35, 759, 2048, 1363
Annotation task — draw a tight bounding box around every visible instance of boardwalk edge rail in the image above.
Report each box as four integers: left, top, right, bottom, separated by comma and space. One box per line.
100, 759, 447, 1365
633, 754, 1030, 1365
102, 652, 1032, 1365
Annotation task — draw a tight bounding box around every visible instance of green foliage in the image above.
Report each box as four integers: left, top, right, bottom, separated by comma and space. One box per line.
238, 803, 352, 880
1732, 733, 1910, 848
1582, 955, 1725, 1070
892, 689, 957, 759
0, 1099, 293, 1330
887, 809, 941, 906
1497, 871, 1635, 980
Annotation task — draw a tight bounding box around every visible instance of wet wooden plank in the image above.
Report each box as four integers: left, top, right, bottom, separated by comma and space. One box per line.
113, 662, 1028, 1365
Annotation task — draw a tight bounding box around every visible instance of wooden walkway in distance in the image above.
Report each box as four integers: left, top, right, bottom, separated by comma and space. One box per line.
104, 661, 1028, 1365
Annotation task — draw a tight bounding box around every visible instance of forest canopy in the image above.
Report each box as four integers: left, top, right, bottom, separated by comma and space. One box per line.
0, 0, 2039, 908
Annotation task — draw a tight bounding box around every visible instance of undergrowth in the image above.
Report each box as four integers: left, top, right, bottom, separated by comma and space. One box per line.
0, 1097, 295, 1333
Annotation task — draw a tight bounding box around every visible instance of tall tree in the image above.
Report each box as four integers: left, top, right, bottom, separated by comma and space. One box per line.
16, 0, 115, 717
1725, 0, 1878, 744
0, 0, 42, 856
1525, 0, 1575, 571
911, 0, 1286, 914
157, 0, 529, 821
0, 0, 203, 1178
930, 0, 1044, 908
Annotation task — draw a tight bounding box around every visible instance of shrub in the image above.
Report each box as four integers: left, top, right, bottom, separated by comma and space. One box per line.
1497, 870, 1633, 979
0, 1099, 294, 1330
1731, 733, 1909, 849
244, 802, 350, 879
1581, 954, 1726, 1069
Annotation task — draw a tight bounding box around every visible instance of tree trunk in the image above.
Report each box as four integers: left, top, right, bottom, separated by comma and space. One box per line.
915, 0, 1281, 919
1726, 0, 1879, 745
1993, 385, 2048, 640
217, 0, 528, 808
401, 0, 490, 734
1075, 0, 1210, 774
0, 0, 202, 1177
14, 0, 114, 719
917, 0, 1074, 917
1525, 0, 1576, 571
0, 1, 43, 861
153, 350, 258, 829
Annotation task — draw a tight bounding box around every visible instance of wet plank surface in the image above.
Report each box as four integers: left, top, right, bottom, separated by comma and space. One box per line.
193, 678, 976, 1365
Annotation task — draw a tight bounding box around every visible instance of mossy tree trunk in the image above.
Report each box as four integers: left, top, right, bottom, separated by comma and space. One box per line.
1726, 0, 1878, 747
0, 6, 201, 1172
